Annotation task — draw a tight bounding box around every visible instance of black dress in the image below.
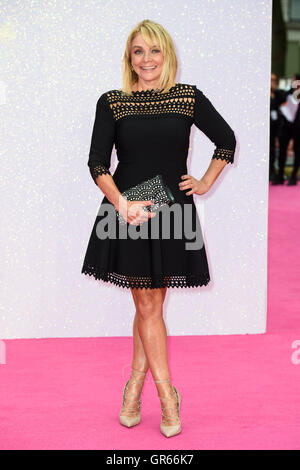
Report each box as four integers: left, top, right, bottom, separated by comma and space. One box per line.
81, 83, 236, 289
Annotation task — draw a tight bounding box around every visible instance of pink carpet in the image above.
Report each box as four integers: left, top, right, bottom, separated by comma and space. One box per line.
0, 182, 299, 450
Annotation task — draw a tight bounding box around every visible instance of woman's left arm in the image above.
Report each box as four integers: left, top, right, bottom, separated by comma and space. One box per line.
179, 86, 236, 195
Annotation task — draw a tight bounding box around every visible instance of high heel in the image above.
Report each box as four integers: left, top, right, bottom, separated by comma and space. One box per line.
154, 378, 181, 437
119, 367, 147, 428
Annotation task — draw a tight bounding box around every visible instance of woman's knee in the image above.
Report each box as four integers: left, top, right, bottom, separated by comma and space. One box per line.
132, 288, 165, 319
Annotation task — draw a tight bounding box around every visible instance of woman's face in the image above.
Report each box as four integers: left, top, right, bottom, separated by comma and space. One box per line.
130, 33, 164, 86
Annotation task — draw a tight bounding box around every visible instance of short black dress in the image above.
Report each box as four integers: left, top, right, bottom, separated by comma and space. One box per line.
81, 83, 236, 289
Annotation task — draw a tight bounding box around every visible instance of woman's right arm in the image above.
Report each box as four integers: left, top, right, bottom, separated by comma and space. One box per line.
87, 93, 154, 223
87, 92, 124, 209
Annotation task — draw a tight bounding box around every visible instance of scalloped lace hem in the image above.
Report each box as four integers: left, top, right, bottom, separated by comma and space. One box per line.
81, 264, 210, 289
211, 148, 234, 164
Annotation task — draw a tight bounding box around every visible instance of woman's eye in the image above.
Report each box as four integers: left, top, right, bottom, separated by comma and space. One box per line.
134, 49, 160, 54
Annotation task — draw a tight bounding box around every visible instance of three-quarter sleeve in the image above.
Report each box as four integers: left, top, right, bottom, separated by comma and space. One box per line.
193, 86, 236, 164
87, 92, 115, 185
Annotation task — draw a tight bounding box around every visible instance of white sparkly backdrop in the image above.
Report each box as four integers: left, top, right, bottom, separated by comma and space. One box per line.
0, 0, 271, 338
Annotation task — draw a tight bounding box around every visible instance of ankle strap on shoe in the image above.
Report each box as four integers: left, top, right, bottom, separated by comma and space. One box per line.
131, 367, 147, 374
129, 367, 147, 385
154, 378, 170, 383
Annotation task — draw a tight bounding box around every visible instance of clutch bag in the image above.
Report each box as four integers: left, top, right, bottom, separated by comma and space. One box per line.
116, 174, 175, 225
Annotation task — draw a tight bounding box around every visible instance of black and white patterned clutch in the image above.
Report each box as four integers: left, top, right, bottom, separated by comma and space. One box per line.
116, 174, 175, 225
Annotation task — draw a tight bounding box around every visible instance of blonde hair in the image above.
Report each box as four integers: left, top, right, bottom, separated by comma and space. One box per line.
120, 19, 178, 96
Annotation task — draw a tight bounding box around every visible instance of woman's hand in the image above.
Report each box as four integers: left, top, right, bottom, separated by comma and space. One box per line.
178, 174, 210, 196
118, 199, 157, 226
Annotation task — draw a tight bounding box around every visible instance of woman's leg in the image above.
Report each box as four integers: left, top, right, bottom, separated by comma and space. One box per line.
130, 286, 179, 423
131, 286, 167, 372
120, 287, 168, 416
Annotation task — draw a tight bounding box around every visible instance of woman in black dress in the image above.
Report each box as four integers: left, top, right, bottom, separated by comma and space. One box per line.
81, 20, 236, 438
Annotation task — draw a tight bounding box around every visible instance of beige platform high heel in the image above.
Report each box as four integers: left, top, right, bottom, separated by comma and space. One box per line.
154, 378, 181, 438
119, 367, 147, 427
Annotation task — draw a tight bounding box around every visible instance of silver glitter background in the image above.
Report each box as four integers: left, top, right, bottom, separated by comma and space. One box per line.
0, 0, 271, 338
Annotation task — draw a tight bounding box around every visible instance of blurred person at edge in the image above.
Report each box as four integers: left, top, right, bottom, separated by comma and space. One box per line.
269, 73, 286, 182
272, 73, 300, 186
